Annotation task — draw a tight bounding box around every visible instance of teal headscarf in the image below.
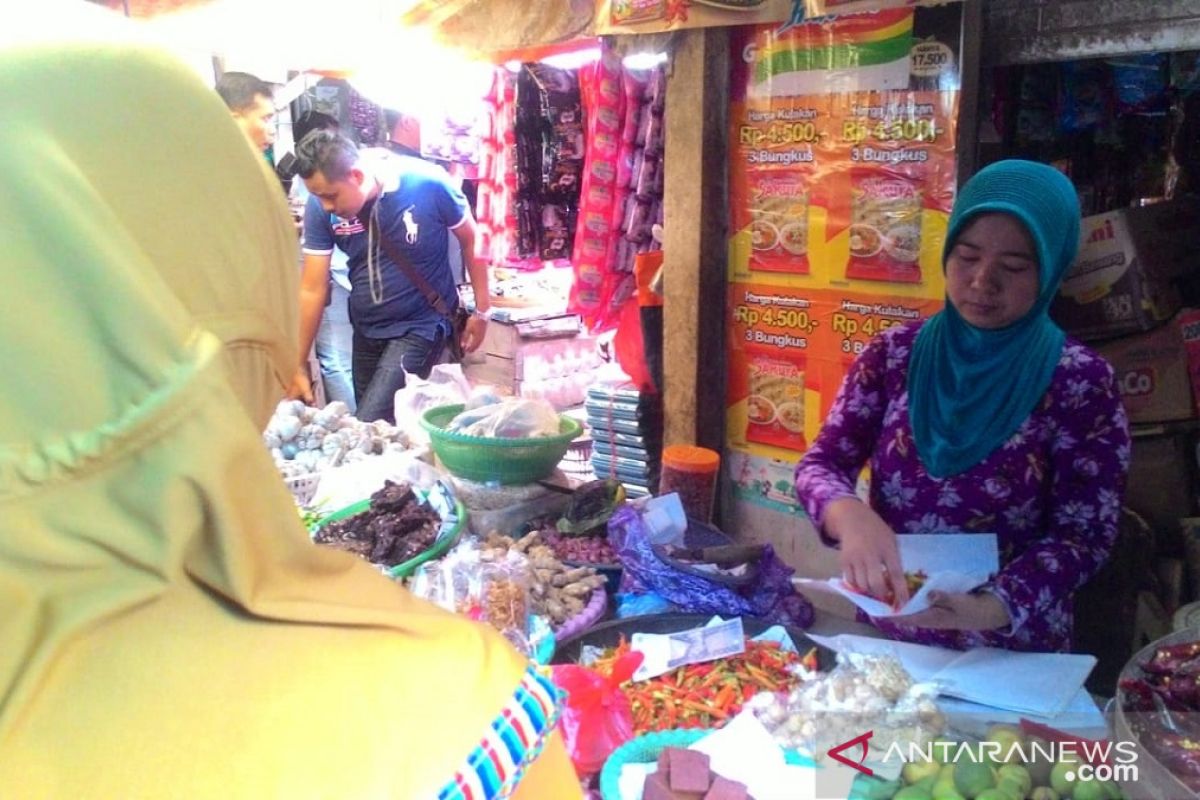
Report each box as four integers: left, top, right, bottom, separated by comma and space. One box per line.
907, 159, 1081, 478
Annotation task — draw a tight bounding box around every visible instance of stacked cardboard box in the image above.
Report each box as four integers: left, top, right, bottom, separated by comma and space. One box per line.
586, 382, 662, 498
1052, 199, 1200, 341
1054, 201, 1200, 614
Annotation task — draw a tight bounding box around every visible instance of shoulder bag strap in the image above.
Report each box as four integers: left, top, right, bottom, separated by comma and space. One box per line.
368, 212, 453, 318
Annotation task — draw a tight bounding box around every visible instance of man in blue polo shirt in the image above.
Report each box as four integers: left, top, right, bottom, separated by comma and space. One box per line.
290, 130, 489, 422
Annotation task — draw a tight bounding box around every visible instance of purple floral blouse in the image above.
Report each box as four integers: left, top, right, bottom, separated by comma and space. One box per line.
794, 320, 1131, 652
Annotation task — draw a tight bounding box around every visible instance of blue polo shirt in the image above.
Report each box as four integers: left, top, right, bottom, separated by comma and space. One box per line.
302, 151, 468, 341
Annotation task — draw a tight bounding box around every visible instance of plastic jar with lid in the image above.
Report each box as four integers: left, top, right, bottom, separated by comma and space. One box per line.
659, 445, 720, 523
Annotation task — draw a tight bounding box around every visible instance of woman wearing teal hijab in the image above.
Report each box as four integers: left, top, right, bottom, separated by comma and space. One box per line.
795, 161, 1130, 652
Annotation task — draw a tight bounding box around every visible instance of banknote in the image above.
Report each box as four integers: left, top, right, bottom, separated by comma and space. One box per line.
632, 617, 746, 681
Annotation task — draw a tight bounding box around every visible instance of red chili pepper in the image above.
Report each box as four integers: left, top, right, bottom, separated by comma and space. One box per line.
713, 684, 737, 712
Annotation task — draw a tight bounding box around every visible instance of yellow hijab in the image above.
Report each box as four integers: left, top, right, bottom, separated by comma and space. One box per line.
0, 40, 577, 799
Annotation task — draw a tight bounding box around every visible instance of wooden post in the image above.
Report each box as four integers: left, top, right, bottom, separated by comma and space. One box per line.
661, 26, 730, 452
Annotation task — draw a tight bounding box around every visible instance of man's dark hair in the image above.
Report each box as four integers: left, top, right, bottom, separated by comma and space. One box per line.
294, 130, 359, 181
293, 110, 339, 145
215, 71, 274, 112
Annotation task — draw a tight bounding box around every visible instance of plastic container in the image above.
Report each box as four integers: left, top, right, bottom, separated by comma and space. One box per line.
421, 404, 583, 485
1114, 626, 1200, 799
553, 585, 609, 639
659, 445, 720, 523
599, 728, 817, 800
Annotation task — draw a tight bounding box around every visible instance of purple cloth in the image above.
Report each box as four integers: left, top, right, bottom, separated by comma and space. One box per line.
795, 320, 1130, 652
610, 506, 814, 629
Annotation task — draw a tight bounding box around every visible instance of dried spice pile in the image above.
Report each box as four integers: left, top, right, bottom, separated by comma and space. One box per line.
313, 481, 441, 567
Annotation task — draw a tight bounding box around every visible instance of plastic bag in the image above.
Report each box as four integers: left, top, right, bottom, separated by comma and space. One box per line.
464, 384, 506, 411
615, 590, 677, 618
611, 292, 654, 392
410, 539, 483, 616
609, 504, 814, 629
311, 450, 441, 512
392, 363, 472, 446
479, 551, 533, 655
411, 543, 535, 655
448, 398, 560, 438
550, 651, 641, 777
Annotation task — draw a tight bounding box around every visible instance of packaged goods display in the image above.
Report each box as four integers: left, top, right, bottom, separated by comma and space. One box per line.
587, 381, 663, 497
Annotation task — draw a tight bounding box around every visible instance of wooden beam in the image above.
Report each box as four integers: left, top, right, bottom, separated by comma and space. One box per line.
957, 0, 983, 186
661, 26, 730, 452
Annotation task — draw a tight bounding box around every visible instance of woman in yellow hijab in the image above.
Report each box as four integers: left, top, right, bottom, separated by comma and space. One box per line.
0, 34, 580, 800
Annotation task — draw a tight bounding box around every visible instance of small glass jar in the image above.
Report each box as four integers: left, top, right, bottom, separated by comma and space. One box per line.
659, 445, 720, 523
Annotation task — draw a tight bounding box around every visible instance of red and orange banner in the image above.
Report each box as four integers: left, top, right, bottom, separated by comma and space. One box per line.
726, 5, 961, 461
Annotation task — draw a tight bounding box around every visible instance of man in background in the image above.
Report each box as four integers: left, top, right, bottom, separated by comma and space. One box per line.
292, 110, 355, 411
385, 108, 465, 284
216, 71, 276, 153
385, 109, 423, 160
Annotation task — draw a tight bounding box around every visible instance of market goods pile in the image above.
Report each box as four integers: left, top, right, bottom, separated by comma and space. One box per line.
645, 747, 753, 800
313, 481, 440, 567
480, 531, 606, 628
875, 723, 1124, 800
534, 478, 625, 565
265, 400, 410, 478
539, 525, 618, 564
590, 637, 815, 734
1120, 637, 1200, 792
750, 652, 944, 758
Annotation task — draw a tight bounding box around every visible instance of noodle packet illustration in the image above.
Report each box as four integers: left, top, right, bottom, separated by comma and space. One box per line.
845, 170, 923, 284
745, 357, 806, 451
746, 173, 811, 275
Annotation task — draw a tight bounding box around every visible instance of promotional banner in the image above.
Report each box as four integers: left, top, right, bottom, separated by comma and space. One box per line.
726, 5, 961, 488
595, 0, 951, 35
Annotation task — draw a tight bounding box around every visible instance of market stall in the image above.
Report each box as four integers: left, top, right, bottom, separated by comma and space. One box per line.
257, 376, 1138, 799
69, 2, 1200, 799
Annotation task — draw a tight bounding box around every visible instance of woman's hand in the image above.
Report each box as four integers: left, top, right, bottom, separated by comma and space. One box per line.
823, 497, 909, 609
891, 590, 1011, 631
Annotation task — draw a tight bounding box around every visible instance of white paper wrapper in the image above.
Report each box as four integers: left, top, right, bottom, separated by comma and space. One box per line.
795, 533, 1000, 617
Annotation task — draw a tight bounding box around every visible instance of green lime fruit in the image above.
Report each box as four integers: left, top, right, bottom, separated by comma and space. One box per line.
1049, 762, 1077, 797
955, 760, 998, 799
1070, 776, 1110, 800
997, 764, 1033, 797
1022, 737, 1056, 788
928, 737, 959, 765
1029, 788, 1061, 800
904, 760, 944, 786
995, 777, 1027, 800
984, 724, 1028, 765
932, 784, 968, 800
976, 790, 1014, 800
894, 784, 935, 800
